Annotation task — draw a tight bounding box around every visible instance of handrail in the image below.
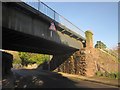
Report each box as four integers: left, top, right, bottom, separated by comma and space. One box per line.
21, 0, 85, 39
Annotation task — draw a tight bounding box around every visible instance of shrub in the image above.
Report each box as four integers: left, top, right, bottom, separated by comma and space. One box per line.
95, 71, 103, 76
19, 52, 50, 66
95, 71, 120, 79
116, 72, 120, 79
108, 73, 116, 79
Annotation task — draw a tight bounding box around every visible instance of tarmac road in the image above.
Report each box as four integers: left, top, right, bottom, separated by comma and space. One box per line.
12, 69, 119, 89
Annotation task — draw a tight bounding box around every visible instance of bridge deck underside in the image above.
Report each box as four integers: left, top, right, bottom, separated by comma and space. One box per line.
3, 27, 77, 55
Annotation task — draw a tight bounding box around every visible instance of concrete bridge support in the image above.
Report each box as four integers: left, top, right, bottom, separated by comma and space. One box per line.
2, 51, 15, 89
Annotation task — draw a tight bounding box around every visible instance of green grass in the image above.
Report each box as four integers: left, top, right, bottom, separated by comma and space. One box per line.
95, 71, 120, 79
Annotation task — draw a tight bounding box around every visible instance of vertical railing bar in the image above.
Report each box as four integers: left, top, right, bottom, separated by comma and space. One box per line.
54, 11, 55, 21
38, 0, 40, 11
22, 0, 85, 38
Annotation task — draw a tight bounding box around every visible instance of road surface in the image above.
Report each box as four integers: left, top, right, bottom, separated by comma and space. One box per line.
11, 69, 119, 89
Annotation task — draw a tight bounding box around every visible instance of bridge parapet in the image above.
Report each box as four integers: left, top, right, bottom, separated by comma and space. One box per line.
21, 0, 85, 41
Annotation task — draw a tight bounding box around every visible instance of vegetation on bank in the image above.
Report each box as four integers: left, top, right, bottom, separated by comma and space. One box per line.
95, 71, 120, 79
12, 51, 51, 67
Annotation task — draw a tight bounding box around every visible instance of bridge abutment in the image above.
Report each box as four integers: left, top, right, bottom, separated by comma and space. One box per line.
53, 30, 96, 77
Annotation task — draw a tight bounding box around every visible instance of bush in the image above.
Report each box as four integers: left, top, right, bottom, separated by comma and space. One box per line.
116, 72, 120, 79
19, 52, 50, 66
95, 71, 103, 76
13, 58, 21, 64
95, 71, 120, 79
108, 73, 116, 79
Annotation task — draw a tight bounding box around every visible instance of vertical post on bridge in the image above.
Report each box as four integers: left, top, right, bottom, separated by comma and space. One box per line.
85, 30, 93, 48
49, 10, 56, 37
50, 31, 53, 37
38, 0, 40, 11
49, 22, 56, 37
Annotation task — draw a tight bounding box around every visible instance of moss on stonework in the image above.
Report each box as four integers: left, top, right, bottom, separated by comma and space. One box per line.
85, 30, 93, 35
85, 30, 93, 40
85, 30, 93, 48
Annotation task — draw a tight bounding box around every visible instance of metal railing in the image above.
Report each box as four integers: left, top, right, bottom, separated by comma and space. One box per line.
21, 0, 85, 38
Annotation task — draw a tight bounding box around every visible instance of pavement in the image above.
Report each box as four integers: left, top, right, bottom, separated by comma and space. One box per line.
58, 72, 120, 87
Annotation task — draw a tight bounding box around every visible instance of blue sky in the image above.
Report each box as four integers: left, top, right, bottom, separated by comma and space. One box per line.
44, 2, 118, 49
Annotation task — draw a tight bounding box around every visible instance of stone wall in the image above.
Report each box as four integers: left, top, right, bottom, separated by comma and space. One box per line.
55, 47, 119, 77
55, 49, 87, 76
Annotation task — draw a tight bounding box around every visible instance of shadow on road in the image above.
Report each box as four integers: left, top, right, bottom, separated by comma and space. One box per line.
13, 69, 79, 88
2, 69, 119, 90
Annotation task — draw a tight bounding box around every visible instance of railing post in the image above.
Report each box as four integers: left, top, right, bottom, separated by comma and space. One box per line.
38, 0, 40, 11
54, 11, 55, 21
